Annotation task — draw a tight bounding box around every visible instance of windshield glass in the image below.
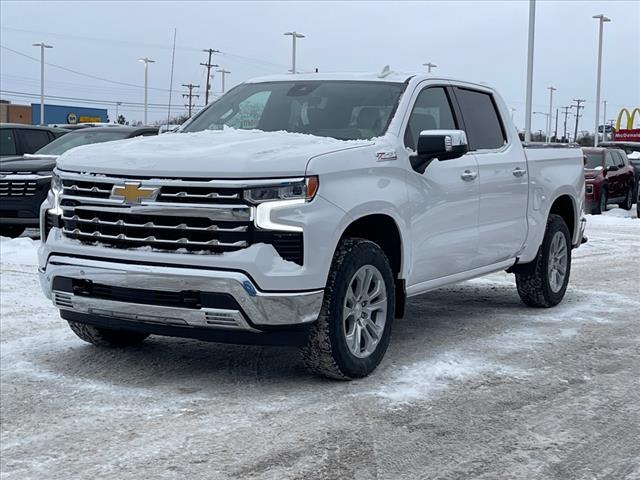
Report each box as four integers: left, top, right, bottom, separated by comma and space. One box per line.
35, 130, 131, 155
183, 81, 406, 140
584, 152, 603, 169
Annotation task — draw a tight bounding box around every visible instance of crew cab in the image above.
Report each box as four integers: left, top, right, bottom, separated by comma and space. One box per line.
582, 147, 635, 214
1, 126, 158, 238
38, 73, 586, 379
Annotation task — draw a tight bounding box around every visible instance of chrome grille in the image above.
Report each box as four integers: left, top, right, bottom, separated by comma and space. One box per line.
0, 180, 38, 196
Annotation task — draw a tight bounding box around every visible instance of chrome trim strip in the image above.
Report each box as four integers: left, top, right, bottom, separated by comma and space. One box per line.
60, 203, 252, 221
160, 191, 240, 200
0, 174, 51, 181
61, 213, 248, 232
62, 228, 249, 248
42, 256, 324, 327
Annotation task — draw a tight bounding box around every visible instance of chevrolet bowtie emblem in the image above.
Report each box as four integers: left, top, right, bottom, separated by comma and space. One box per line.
111, 182, 158, 204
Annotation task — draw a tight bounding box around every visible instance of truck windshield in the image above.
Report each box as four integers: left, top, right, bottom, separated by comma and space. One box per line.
35, 130, 132, 156
183, 81, 406, 141
584, 152, 604, 169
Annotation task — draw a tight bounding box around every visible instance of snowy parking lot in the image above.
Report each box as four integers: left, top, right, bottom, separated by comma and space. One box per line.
1, 208, 639, 479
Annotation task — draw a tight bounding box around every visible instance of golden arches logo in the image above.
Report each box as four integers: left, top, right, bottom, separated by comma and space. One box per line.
616, 108, 640, 130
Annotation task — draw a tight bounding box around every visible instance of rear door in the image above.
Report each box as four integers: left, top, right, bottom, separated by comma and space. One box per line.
452, 86, 528, 267
604, 150, 621, 197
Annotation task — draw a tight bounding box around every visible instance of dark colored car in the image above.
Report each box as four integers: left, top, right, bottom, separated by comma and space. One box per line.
0, 123, 68, 157
0, 126, 159, 237
582, 147, 635, 214
599, 141, 640, 199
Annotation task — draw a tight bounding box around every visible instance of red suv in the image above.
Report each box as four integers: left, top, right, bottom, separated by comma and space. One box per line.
583, 147, 635, 214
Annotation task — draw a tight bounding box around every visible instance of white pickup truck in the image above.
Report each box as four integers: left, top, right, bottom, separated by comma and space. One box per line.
39, 72, 586, 379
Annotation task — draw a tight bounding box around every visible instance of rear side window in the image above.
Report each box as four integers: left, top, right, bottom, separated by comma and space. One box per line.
613, 150, 627, 167
605, 151, 616, 168
0, 129, 17, 155
404, 87, 457, 151
454, 88, 506, 150
19, 129, 52, 153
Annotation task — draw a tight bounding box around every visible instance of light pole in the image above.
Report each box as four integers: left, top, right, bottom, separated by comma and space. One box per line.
138, 57, 155, 125
547, 86, 556, 142
602, 100, 607, 141
115, 101, 122, 123
423, 62, 437, 73
524, 0, 536, 142
32, 42, 53, 125
217, 68, 231, 93
534, 111, 550, 142
284, 31, 305, 74
592, 14, 610, 146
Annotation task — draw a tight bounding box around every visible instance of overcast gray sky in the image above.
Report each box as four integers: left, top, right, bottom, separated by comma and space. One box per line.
1, 0, 638, 132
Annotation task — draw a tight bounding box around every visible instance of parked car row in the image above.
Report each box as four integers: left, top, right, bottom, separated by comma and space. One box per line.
0, 126, 158, 237
582, 145, 636, 215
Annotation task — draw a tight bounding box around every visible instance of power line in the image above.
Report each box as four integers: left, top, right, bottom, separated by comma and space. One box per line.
181, 83, 200, 118
0, 89, 172, 108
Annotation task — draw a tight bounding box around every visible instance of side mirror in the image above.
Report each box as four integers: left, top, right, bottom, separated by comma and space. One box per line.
606, 164, 619, 172
410, 130, 469, 174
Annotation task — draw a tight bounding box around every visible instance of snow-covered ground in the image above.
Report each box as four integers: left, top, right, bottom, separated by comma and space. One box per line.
1, 208, 639, 479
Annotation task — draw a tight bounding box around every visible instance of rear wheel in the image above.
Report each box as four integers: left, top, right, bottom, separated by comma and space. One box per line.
0, 225, 25, 238
618, 185, 633, 210
514, 214, 571, 308
68, 321, 149, 347
301, 238, 395, 379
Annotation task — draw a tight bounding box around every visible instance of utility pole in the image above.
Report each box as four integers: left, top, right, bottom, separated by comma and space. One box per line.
561, 106, 571, 141
115, 101, 122, 122
284, 31, 305, 74
571, 99, 585, 142
423, 62, 437, 73
181, 83, 200, 118
524, 0, 536, 142
217, 68, 231, 93
592, 14, 611, 146
201, 48, 220, 105
32, 42, 53, 125
554, 107, 559, 142
138, 57, 155, 125
546, 86, 556, 142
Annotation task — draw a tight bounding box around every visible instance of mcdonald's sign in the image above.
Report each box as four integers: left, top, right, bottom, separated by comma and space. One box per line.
614, 107, 640, 141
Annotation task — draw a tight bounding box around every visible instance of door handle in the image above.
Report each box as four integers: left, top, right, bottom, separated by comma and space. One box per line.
460, 170, 478, 182
512, 167, 527, 177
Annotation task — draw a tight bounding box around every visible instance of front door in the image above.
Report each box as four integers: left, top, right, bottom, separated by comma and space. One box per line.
402, 85, 480, 285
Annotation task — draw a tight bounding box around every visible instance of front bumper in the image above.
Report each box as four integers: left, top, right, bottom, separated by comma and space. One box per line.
39, 255, 324, 334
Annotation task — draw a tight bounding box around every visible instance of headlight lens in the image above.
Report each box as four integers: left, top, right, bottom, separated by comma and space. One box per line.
243, 176, 319, 204
50, 172, 62, 194
48, 172, 63, 215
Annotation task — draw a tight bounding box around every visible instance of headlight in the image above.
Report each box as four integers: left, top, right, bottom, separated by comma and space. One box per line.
243, 176, 319, 204
48, 172, 63, 215
35, 171, 53, 178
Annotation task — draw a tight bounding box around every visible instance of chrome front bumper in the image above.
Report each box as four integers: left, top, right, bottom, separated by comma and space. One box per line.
40, 256, 324, 332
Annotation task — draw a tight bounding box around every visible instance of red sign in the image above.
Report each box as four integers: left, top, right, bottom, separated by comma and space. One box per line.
614, 129, 640, 141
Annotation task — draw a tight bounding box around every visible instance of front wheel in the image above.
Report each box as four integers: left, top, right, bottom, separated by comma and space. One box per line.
591, 187, 607, 215
514, 214, 571, 308
301, 238, 395, 380
0, 225, 25, 238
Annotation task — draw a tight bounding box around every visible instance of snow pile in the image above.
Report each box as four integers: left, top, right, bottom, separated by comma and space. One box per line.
0, 236, 39, 267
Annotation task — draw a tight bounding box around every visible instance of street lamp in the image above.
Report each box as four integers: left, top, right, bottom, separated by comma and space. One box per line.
284, 31, 305, 74
547, 86, 556, 142
216, 68, 231, 93
524, 0, 536, 142
534, 111, 551, 142
32, 42, 53, 125
592, 14, 611, 146
138, 57, 155, 125
423, 62, 437, 73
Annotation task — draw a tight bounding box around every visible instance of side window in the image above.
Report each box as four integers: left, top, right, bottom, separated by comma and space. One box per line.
614, 150, 626, 167
0, 129, 17, 155
605, 151, 616, 168
404, 87, 457, 151
222, 91, 271, 130
19, 129, 52, 153
454, 88, 506, 151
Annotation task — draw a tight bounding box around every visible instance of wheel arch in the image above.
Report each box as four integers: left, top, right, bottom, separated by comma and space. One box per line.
549, 194, 576, 243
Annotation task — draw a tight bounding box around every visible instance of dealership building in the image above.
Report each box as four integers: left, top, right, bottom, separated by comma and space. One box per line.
0, 100, 108, 125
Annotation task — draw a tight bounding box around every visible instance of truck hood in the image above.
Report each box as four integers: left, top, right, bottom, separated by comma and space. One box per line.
57, 129, 373, 178
0, 154, 58, 173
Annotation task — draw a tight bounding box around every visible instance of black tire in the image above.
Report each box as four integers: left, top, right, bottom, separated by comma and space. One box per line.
301, 238, 395, 380
618, 185, 633, 210
592, 186, 607, 215
0, 225, 25, 238
67, 321, 149, 347
514, 214, 571, 308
